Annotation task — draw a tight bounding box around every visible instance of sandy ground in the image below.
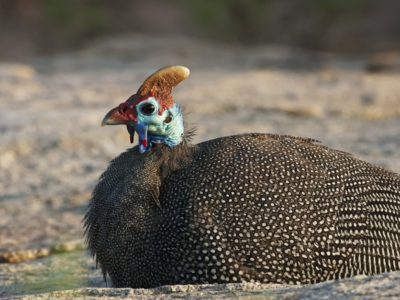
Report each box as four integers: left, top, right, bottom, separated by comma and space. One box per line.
0, 34, 400, 299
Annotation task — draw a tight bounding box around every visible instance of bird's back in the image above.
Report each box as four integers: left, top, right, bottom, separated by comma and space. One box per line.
85, 133, 400, 287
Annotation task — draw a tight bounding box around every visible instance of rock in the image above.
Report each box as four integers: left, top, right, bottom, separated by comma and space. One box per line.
0, 63, 37, 81
0, 248, 50, 264
7, 271, 400, 299
366, 51, 400, 73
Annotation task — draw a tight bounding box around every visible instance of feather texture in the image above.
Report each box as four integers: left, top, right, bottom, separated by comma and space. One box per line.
84, 133, 400, 287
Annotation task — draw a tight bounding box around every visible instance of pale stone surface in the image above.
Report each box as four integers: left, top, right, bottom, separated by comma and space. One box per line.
7, 271, 400, 299
0, 34, 399, 299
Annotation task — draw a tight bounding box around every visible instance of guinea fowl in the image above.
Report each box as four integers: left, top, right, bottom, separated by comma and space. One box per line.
84, 66, 400, 288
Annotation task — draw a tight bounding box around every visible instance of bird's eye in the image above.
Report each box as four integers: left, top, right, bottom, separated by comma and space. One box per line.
139, 103, 156, 115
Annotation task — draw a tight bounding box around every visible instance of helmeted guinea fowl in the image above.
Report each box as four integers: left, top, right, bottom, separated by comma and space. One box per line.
84, 66, 400, 288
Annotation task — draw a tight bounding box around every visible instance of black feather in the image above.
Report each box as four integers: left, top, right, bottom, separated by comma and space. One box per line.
84, 133, 400, 288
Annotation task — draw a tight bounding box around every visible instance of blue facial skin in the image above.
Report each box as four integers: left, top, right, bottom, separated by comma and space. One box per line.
129, 97, 184, 154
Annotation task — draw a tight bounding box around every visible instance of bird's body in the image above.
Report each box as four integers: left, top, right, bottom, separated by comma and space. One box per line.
84, 66, 400, 288
85, 133, 400, 287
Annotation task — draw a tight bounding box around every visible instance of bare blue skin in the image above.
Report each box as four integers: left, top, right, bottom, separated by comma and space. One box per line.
128, 97, 184, 153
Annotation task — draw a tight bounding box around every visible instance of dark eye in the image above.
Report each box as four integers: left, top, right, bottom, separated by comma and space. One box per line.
140, 103, 156, 115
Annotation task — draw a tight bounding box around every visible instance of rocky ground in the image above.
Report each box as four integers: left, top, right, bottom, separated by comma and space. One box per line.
0, 34, 399, 299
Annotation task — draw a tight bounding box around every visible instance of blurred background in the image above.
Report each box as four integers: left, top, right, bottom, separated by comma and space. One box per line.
1, 0, 400, 60
1, 0, 400, 298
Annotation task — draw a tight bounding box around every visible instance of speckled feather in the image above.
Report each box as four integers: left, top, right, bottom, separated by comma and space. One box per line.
84, 133, 400, 288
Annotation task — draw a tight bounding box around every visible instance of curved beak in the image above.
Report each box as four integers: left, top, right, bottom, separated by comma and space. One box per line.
101, 105, 137, 126
101, 103, 150, 152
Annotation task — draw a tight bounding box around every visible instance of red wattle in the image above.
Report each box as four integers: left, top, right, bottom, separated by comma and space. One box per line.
142, 139, 148, 147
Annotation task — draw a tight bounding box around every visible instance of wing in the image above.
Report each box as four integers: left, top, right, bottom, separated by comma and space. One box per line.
336, 163, 400, 277
159, 134, 396, 284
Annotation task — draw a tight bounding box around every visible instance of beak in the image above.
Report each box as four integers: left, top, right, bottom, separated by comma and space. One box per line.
101, 104, 137, 126
101, 103, 150, 153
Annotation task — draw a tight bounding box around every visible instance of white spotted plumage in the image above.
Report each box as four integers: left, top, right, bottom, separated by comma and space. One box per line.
84, 133, 400, 288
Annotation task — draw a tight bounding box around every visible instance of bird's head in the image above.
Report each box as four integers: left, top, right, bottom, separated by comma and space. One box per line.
102, 66, 189, 153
